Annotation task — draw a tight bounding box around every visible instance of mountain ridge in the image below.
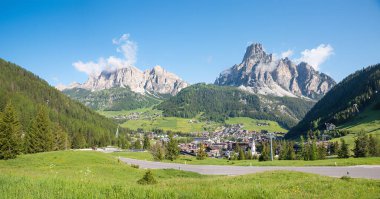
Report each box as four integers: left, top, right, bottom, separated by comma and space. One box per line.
59, 65, 189, 96
215, 43, 336, 100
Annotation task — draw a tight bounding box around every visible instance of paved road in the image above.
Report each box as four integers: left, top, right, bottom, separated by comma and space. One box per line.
119, 157, 380, 179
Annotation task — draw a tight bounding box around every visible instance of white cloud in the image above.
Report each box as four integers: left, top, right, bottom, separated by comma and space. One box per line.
296, 44, 333, 70
281, 50, 293, 58
73, 34, 137, 76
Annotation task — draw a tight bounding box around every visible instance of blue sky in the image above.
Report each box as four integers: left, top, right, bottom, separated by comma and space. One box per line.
1, 0, 380, 86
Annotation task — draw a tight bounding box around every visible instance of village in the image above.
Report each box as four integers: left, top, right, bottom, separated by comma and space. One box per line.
150, 124, 285, 159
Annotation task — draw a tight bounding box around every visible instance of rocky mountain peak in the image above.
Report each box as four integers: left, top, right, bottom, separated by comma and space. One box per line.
60, 65, 188, 96
152, 65, 164, 71
242, 43, 273, 64
215, 43, 336, 100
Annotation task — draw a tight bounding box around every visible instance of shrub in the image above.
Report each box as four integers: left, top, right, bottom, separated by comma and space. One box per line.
196, 143, 207, 160
131, 164, 139, 169
137, 170, 157, 185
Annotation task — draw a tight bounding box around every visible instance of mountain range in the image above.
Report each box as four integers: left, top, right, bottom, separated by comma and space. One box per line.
215, 43, 336, 100
61, 65, 189, 111
59, 43, 338, 130
59, 65, 188, 96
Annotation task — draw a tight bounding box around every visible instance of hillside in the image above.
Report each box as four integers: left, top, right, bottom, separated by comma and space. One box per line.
156, 83, 315, 129
63, 87, 162, 111
286, 64, 380, 139
0, 58, 119, 147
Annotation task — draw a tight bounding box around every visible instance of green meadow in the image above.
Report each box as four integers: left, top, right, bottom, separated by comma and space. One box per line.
100, 108, 288, 133
225, 117, 288, 132
0, 151, 379, 199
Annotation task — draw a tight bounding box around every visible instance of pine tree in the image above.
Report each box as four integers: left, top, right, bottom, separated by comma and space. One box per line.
286, 141, 296, 160
317, 142, 327, 160
279, 141, 288, 160
299, 136, 306, 160
165, 133, 179, 161
0, 102, 21, 159
24, 119, 39, 153
246, 149, 253, 160
338, 138, 350, 158
35, 106, 53, 152
196, 143, 207, 160
259, 142, 270, 161
133, 139, 142, 149
368, 135, 379, 157
52, 125, 69, 151
238, 147, 245, 160
353, 132, 369, 158
72, 133, 86, 149
117, 135, 127, 149
304, 137, 311, 160
143, 134, 151, 150
328, 141, 339, 155
310, 138, 318, 160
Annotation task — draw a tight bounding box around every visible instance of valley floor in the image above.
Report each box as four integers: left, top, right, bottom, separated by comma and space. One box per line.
99, 108, 288, 133
0, 151, 379, 198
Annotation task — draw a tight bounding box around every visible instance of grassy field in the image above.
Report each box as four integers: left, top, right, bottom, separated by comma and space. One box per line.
121, 116, 211, 132
98, 107, 161, 118
226, 117, 287, 132
115, 151, 380, 166
99, 107, 288, 133
1, 151, 379, 198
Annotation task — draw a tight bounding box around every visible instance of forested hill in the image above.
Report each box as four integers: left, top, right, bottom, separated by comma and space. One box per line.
156, 83, 315, 129
63, 87, 162, 111
286, 64, 380, 139
0, 58, 119, 147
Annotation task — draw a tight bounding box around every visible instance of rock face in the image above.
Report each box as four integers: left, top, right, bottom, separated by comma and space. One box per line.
215, 43, 336, 100
65, 65, 188, 95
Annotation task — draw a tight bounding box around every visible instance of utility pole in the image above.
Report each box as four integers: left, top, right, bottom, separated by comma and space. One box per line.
268, 132, 274, 161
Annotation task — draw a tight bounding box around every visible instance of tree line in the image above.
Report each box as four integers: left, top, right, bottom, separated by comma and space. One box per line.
0, 102, 70, 159
0, 59, 121, 150
214, 132, 379, 162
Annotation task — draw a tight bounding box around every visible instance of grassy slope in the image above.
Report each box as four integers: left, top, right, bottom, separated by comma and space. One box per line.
100, 108, 287, 133
225, 117, 288, 132
332, 102, 380, 147
98, 107, 160, 117
122, 117, 208, 132
115, 151, 380, 166
1, 151, 379, 198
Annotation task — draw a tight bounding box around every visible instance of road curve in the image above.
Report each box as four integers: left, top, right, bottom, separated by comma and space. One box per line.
119, 157, 380, 179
